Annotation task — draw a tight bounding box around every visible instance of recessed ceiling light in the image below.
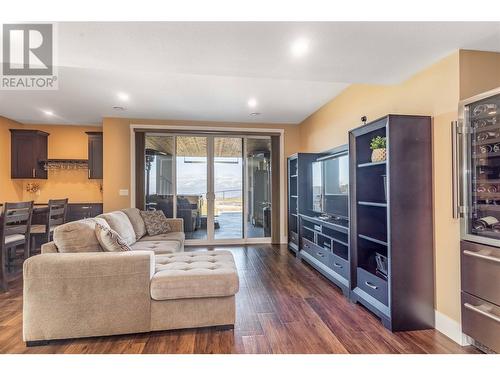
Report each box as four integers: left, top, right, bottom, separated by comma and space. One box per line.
42, 110, 54, 116
250, 112, 261, 116
247, 98, 258, 108
291, 37, 309, 58
117, 92, 129, 101
112, 106, 126, 111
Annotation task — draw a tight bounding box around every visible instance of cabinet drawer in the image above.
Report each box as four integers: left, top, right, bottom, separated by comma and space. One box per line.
289, 231, 298, 244
357, 267, 388, 306
331, 253, 349, 279
461, 292, 500, 353
461, 241, 500, 306
302, 238, 330, 267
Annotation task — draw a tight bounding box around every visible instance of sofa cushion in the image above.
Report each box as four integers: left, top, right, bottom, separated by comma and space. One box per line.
98, 211, 136, 246
150, 251, 239, 301
53, 218, 109, 253
139, 232, 185, 245
140, 210, 172, 236
95, 223, 132, 252
121, 208, 147, 240
130, 240, 181, 254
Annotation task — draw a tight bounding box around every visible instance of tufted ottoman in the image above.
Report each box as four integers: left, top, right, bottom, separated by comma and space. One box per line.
149, 250, 239, 331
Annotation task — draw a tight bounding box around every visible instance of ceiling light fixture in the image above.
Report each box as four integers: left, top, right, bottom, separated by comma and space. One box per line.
247, 98, 258, 108
250, 112, 261, 116
291, 37, 310, 58
117, 92, 130, 101
112, 106, 126, 111
42, 110, 54, 116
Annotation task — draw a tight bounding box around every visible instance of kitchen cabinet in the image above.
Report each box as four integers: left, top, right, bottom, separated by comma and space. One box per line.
86, 132, 103, 179
10, 129, 49, 179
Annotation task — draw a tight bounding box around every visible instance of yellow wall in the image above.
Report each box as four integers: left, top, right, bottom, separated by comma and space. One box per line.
103, 117, 299, 212
0, 121, 103, 204
297, 50, 500, 327
460, 50, 500, 100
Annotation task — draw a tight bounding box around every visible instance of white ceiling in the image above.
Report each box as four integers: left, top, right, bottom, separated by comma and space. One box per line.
1, 22, 500, 125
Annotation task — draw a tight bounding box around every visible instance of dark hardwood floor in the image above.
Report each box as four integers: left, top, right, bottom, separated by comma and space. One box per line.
0, 244, 480, 354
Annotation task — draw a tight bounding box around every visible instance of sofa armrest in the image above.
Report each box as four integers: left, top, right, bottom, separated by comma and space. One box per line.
23, 251, 155, 342
166, 218, 184, 233
41, 241, 58, 254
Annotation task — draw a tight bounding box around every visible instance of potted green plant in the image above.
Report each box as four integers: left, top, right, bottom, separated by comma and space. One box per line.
370, 136, 387, 162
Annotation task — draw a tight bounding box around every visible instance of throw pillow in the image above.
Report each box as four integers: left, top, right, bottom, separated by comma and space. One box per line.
121, 207, 147, 240
97, 211, 136, 246
140, 210, 172, 236
54, 218, 109, 253
94, 222, 132, 252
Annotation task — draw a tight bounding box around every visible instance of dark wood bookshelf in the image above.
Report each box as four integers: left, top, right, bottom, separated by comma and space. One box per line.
287, 153, 319, 254
349, 114, 434, 331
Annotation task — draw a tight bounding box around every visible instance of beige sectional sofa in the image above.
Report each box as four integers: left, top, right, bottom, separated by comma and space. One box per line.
22, 208, 239, 346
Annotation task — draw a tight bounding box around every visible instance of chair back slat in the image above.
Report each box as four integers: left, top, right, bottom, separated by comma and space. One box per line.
50, 207, 65, 216
4, 212, 31, 224
4, 224, 29, 236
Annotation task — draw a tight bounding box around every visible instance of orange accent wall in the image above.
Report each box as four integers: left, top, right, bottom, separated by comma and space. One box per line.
0, 121, 103, 204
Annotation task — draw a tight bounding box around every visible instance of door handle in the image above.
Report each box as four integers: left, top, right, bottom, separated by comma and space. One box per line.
88, 169, 91, 179
451, 121, 463, 219
464, 303, 500, 323
463, 250, 500, 263
32, 168, 35, 178
365, 281, 378, 290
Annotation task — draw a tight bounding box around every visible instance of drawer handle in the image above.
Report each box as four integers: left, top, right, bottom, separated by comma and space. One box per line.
464, 303, 500, 323
365, 281, 378, 290
81, 206, 90, 209
463, 250, 500, 264
333, 262, 343, 268
316, 252, 324, 258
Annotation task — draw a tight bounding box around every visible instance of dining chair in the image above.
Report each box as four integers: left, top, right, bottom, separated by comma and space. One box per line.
30, 198, 68, 254
0, 201, 34, 292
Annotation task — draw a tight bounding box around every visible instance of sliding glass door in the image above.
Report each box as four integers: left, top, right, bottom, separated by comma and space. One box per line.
246, 138, 272, 238
143, 133, 271, 244
214, 137, 243, 239
176, 136, 208, 240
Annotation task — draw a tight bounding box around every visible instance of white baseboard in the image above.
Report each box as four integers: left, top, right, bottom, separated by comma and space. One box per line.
434, 310, 473, 346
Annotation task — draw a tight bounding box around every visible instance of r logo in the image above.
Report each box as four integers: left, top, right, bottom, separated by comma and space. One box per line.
2, 24, 53, 76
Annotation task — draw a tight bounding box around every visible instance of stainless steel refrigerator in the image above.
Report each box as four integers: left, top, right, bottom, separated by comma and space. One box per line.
453, 86, 500, 353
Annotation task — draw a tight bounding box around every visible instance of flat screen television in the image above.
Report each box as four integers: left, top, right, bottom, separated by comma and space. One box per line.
312, 151, 349, 219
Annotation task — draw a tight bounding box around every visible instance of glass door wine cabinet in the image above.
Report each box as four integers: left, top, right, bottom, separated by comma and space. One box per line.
460, 89, 500, 246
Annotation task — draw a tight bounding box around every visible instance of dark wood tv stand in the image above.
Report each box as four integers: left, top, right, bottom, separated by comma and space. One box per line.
298, 213, 350, 296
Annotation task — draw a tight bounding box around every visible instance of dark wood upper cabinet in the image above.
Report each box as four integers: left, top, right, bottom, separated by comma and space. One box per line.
10, 129, 49, 179
86, 132, 103, 179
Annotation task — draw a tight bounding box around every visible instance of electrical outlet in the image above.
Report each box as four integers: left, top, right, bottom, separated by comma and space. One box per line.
119, 189, 129, 196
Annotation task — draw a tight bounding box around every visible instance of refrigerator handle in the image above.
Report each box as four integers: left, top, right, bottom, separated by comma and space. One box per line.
452, 120, 462, 219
